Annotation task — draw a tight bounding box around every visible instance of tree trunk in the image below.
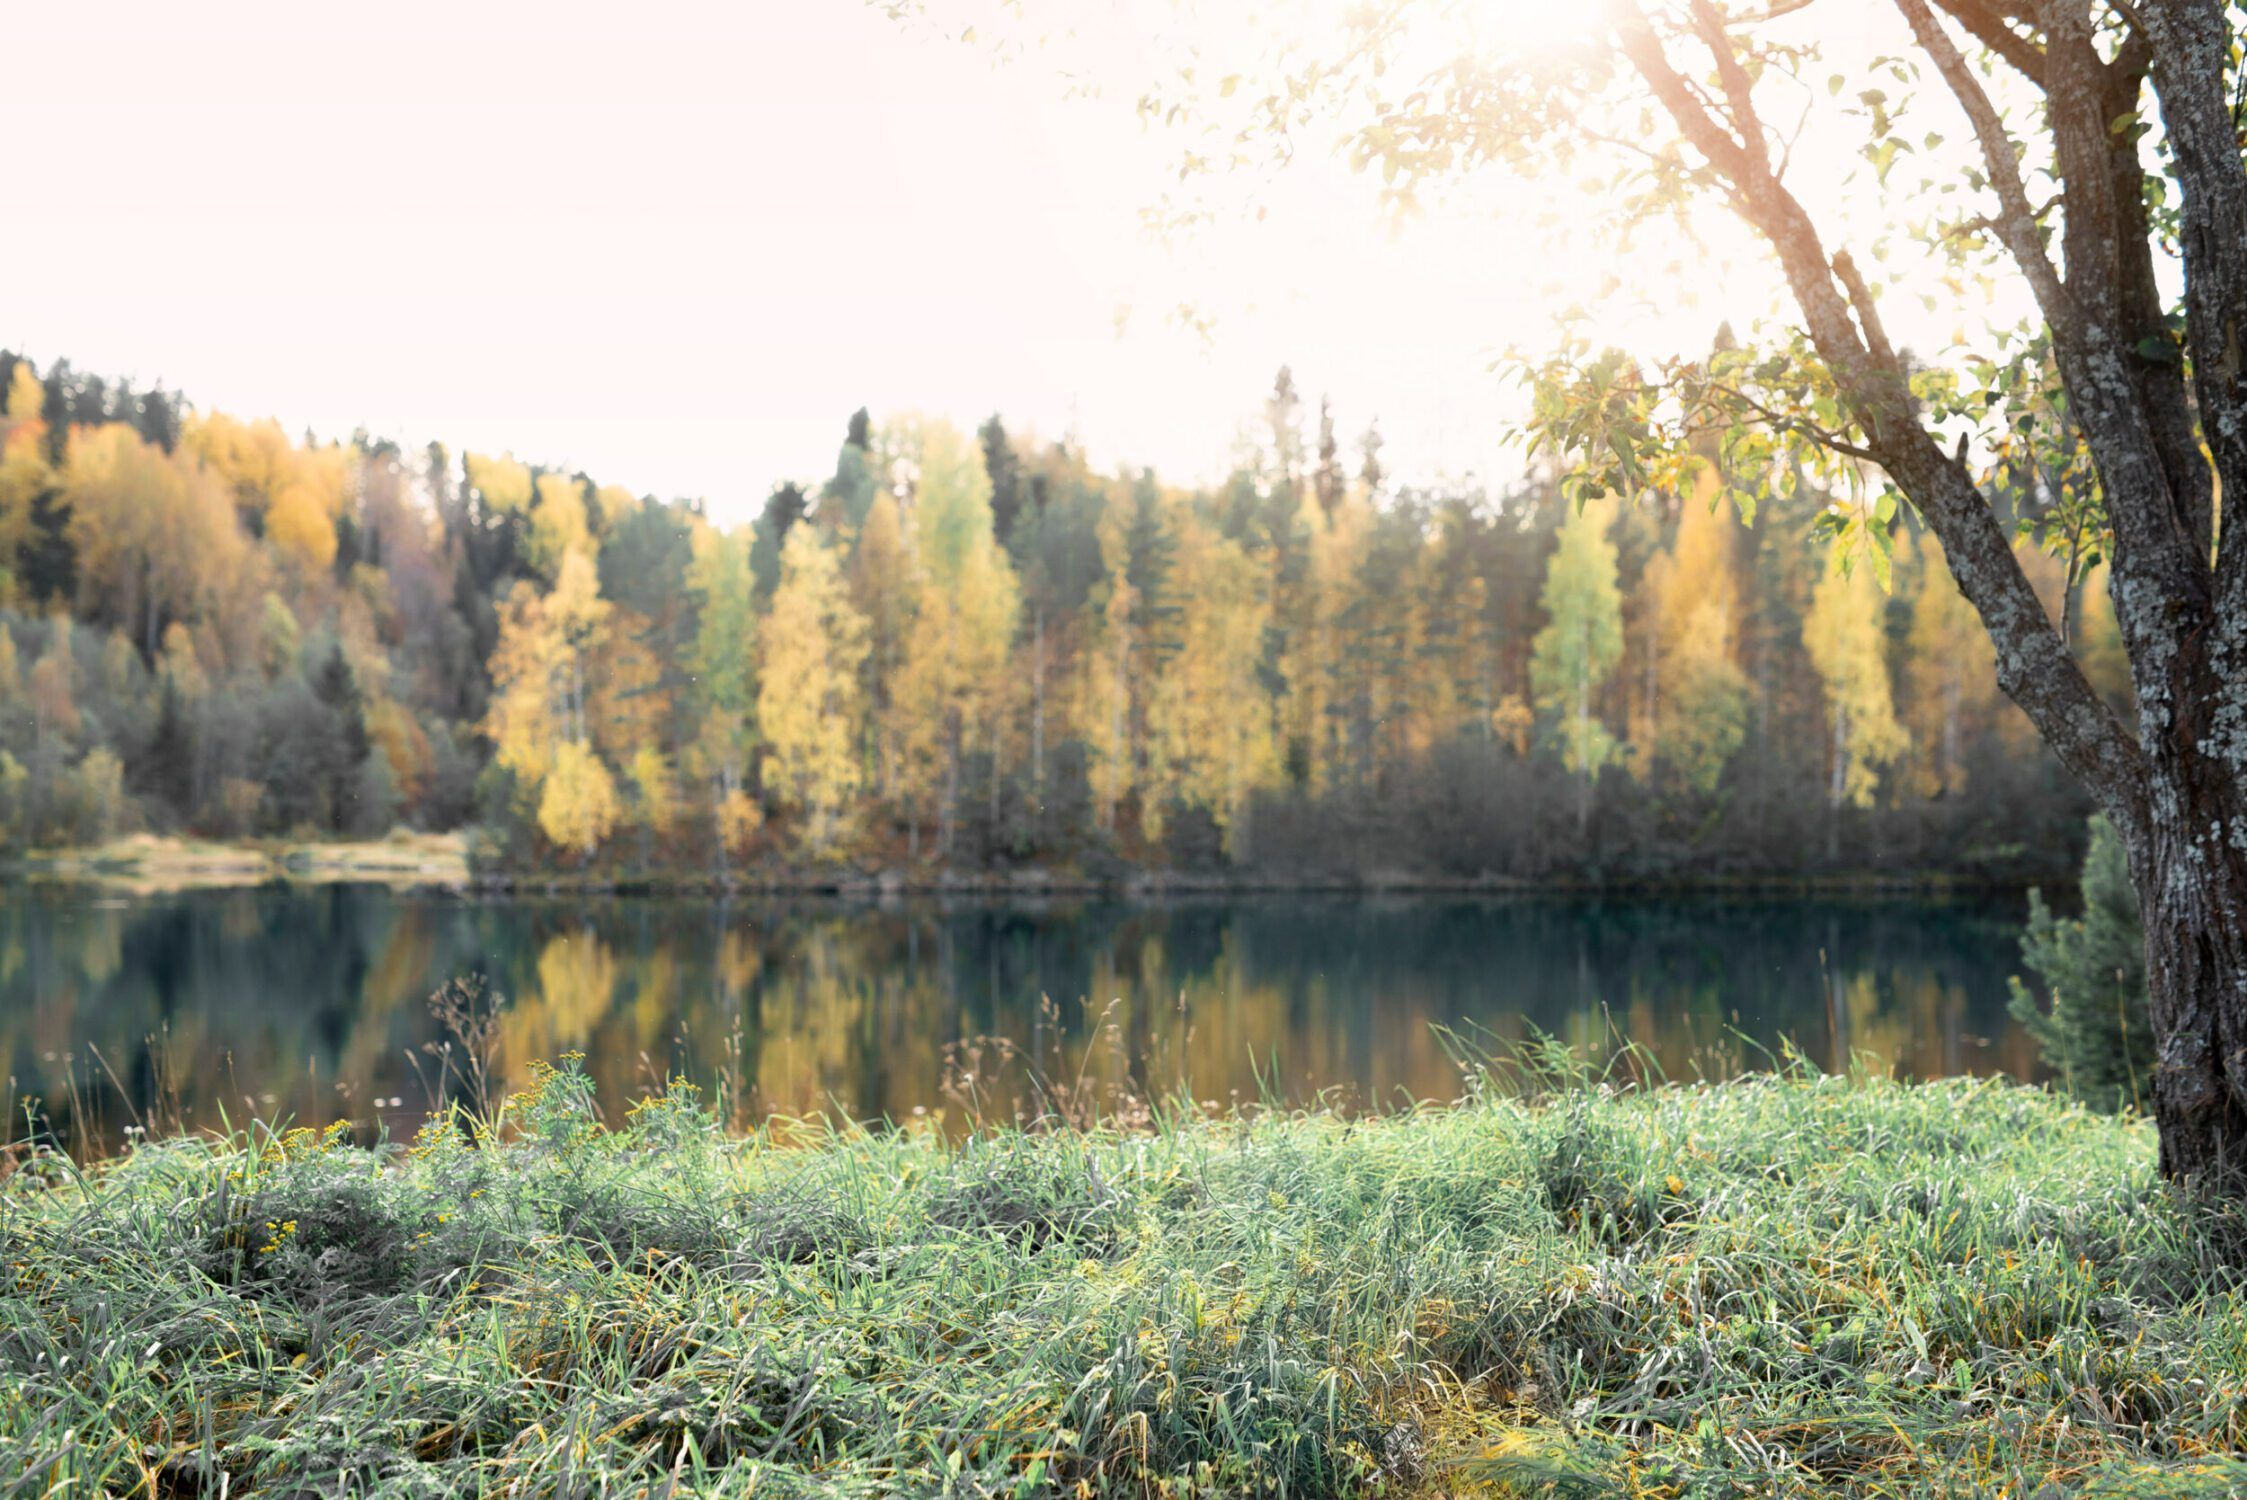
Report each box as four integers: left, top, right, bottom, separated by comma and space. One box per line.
1826, 703, 1847, 865
2129, 685, 2247, 1184
940, 727, 959, 859
1031, 605, 1046, 841
1574, 671, 1593, 836
711, 770, 730, 884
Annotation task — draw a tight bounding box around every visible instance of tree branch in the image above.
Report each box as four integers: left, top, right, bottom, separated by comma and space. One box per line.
1832, 251, 1904, 378
1911, 0, 2211, 681
1687, 0, 1772, 172
1893, 0, 2075, 330
2096, 13, 2214, 564
1928, 0, 2049, 85
1614, 0, 2147, 819
2138, 0, 2247, 615
1687, 379, 1883, 462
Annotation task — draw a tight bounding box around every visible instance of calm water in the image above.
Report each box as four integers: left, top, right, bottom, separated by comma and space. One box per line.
0, 885, 2040, 1151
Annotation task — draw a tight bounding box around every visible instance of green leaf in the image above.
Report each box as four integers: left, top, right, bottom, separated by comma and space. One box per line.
1867, 526, 1894, 592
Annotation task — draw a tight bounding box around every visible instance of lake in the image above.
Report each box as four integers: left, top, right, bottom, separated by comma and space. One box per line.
0, 884, 2042, 1152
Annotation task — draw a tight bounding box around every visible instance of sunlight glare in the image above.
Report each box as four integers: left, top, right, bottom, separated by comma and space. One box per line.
1477, 0, 1604, 58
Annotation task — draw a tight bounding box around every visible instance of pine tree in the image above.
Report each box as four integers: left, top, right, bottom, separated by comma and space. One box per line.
138, 676, 195, 817
979, 414, 1025, 545
312, 642, 370, 833
1312, 397, 1342, 516
1357, 421, 1385, 497
2008, 815, 2151, 1113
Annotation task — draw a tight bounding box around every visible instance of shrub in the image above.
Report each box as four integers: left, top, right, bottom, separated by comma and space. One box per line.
2008, 813, 2154, 1112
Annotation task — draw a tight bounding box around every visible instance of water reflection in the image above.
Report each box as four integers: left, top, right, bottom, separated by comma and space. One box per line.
0, 887, 2040, 1152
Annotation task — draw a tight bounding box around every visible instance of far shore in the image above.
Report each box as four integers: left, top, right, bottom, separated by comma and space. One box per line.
3, 831, 475, 893
4, 830, 2046, 900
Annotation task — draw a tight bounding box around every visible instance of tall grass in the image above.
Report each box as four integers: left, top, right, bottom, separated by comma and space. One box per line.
3, 1050, 2242, 1496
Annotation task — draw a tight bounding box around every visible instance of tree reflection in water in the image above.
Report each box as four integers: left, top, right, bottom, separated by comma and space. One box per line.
0, 887, 2039, 1153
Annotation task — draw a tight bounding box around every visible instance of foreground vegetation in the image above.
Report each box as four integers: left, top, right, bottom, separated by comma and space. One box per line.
5, 1059, 2244, 1496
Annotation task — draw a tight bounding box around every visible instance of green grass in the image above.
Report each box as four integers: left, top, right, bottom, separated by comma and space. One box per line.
5, 1056, 2245, 1497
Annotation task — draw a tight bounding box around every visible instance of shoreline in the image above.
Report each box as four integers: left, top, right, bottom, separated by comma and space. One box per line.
4, 832, 2045, 899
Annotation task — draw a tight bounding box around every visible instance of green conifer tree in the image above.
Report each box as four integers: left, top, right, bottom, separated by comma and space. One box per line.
2008, 815, 2152, 1113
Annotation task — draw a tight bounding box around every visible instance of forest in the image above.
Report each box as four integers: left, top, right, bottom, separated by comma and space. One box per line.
0, 349, 2122, 884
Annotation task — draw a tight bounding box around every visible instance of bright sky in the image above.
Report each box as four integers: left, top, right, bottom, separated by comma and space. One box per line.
4, 0, 1979, 522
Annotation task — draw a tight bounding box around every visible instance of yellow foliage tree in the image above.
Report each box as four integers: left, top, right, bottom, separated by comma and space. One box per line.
0, 364, 51, 598
716, 788, 765, 860
265, 443, 347, 575
485, 548, 610, 800
484, 582, 570, 789
64, 425, 245, 656
891, 422, 1019, 855
1899, 530, 1999, 799
848, 489, 912, 807
1079, 490, 1142, 834
184, 413, 343, 575
1280, 490, 1361, 797
366, 697, 432, 804
685, 522, 758, 872
528, 473, 592, 579
463, 453, 533, 517
627, 745, 677, 839
1649, 475, 1750, 797
1530, 498, 1626, 832
759, 525, 870, 853
30, 616, 78, 749
588, 608, 671, 765
159, 622, 208, 701
537, 740, 620, 857
1804, 552, 1909, 841
1144, 507, 1277, 851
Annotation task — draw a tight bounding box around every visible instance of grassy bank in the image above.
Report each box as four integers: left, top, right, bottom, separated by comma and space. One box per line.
4, 1062, 2243, 1496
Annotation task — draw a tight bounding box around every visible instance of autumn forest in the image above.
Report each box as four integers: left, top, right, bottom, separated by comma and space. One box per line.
0, 349, 2121, 884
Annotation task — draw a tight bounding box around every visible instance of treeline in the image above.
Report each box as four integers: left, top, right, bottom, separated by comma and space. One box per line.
0, 354, 2119, 882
